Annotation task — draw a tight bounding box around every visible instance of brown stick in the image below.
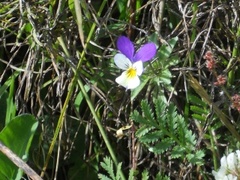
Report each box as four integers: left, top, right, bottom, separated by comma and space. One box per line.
128, 0, 136, 38
0, 141, 42, 180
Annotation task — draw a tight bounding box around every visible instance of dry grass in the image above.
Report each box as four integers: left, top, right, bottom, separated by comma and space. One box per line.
1, 0, 240, 179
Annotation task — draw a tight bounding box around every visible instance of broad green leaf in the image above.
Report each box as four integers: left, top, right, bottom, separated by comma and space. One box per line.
0, 114, 38, 180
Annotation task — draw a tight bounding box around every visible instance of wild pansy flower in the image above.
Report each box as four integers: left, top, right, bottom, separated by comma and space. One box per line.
114, 36, 157, 89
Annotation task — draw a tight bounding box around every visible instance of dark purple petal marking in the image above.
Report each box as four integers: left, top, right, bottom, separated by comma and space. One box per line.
133, 43, 157, 62
117, 36, 134, 60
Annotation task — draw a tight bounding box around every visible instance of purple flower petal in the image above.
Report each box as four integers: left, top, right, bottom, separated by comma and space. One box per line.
133, 43, 157, 62
117, 36, 134, 60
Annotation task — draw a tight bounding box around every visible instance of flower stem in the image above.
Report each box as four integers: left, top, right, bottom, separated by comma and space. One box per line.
227, 24, 240, 86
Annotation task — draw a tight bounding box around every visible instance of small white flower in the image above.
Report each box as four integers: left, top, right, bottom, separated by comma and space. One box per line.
212, 168, 238, 180
223, 174, 238, 180
213, 150, 240, 180
226, 152, 237, 171
236, 150, 240, 169
114, 53, 143, 89
212, 166, 227, 179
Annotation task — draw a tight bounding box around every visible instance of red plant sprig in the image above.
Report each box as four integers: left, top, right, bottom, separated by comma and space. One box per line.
204, 51, 216, 71
231, 94, 240, 112
214, 75, 227, 86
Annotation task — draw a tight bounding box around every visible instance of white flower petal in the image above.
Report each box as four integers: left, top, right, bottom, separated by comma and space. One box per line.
212, 167, 227, 180
115, 71, 140, 89
236, 150, 240, 160
127, 76, 140, 89
221, 155, 228, 168
224, 174, 238, 180
133, 60, 143, 76
227, 152, 237, 171
236, 150, 240, 169
114, 53, 132, 70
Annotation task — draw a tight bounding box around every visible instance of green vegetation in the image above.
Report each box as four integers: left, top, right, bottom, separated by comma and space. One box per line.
1, 0, 240, 179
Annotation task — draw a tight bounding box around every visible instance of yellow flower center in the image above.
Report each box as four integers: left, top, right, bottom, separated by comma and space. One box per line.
126, 67, 137, 78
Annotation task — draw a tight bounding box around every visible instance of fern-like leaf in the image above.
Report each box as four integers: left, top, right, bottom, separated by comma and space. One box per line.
141, 170, 149, 180
128, 169, 134, 180
135, 125, 155, 138
131, 96, 205, 165
149, 138, 174, 154
98, 156, 123, 180
115, 162, 122, 180
139, 130, 163, 144
100, 157, 115, 180
141, 100, 158, 127
98, 174, 112, 180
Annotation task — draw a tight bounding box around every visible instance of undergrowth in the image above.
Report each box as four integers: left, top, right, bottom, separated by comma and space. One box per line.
1, 0, 240, 179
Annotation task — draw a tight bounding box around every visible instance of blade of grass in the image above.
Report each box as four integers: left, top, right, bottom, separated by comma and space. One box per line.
187, 73, 240, 141
41, 1, 126, 179
74, 0, 84, 47
227, 24, 240, 86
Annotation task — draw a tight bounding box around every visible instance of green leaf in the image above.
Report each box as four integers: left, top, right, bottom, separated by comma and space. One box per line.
74, 85, 90, 113
188, 94, 207, 107
149, 138, 174, 154
100, 157, 115, 180
0, 72, 19, 127
157, 37, 178, 63
131, 75, 150, 101
186, 150, 204, 165
141, 100, 158, 127
141, 169, 149, 180
128, 169, 135, 180
98, 156, 124, 180
116, 162, 122, 180
0, 114, 38, 180
155, 172, 170, 180
68, 0, 75, 18
135, 126, 154, 138
139, 130, 163, 144
159, 69, 172, 84
0, 92, 8, 129
5, 73, 16, 125
0, 71, 19, 98
192, 114, 206, 121
98, 174, 112, 180
190, 105, 208, 115
116, 0, 128, 20
171, 146, 185, 159
131, 111, 148, 124
132, 96, 204, 165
